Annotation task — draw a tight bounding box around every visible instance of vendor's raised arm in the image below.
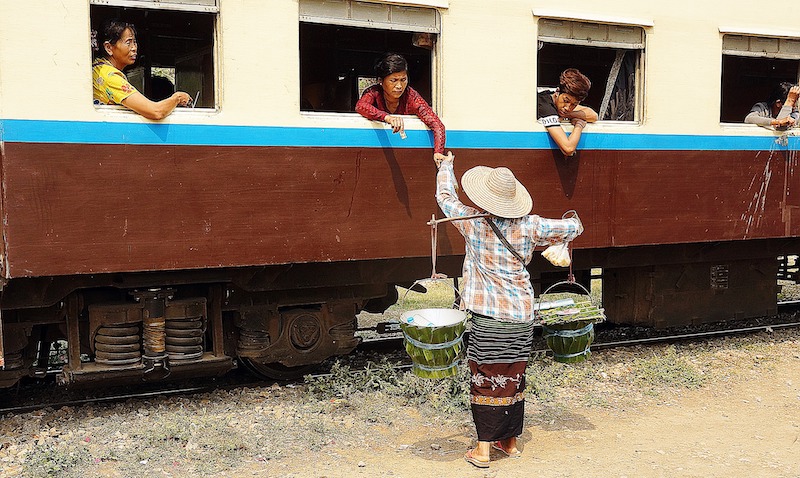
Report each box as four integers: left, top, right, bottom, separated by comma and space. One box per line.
537, 69, 596, 156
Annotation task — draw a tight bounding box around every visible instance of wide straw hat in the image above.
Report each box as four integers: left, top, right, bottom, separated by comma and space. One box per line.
461, 166, 533, 219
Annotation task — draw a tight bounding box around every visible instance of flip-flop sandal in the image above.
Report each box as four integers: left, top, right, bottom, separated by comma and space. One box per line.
464, 449, 490, 468
491, 441, 521, 458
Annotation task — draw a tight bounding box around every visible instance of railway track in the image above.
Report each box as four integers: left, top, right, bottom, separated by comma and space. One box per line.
2, 301, 799, 415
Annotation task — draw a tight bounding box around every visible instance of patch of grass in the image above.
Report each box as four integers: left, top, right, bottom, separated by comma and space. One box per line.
358, 280, 460, 326
121, 410, 260, 476
385, 280, 459, 320
304, 358, 470, 414
23, 442, 91, 478
628, 346, 706, 391
525, 357, 597, 403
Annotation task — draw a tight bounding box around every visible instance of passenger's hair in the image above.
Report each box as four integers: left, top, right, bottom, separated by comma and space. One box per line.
374, 53, 408, 79
767, 82, 794, 105
96, 20, 137, 58
559, 68, 592, 101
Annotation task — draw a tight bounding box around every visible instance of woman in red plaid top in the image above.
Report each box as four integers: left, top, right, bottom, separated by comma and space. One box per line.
435, 152, 583, 469
355, 53, 447, 165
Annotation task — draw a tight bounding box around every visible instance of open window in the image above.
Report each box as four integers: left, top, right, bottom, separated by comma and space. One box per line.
720, 33, 800, 123
90, 0, 217, 109
299, 0, 439, 113
537, 18, 644, 122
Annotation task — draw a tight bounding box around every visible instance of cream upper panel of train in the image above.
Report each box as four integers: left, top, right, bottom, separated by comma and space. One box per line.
0, 0, 799, 137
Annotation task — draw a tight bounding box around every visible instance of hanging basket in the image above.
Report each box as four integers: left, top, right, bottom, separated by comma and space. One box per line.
535, 280, 605, 364
398, 278, 467, 379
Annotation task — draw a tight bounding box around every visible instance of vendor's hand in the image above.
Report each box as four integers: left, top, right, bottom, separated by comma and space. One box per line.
173, 91, 192, 107
786, 85, 800, 107
385, 115, 405, 134
433, 152, 451, 168
564, 210, 584, 235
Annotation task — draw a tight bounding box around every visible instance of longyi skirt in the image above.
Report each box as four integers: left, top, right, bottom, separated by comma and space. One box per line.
466, 313, 535, 442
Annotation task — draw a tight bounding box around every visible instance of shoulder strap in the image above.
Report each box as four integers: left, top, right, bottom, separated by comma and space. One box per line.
484, 217, 526, 264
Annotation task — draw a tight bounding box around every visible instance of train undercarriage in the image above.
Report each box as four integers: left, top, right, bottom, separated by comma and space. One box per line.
0, 239, 798, 390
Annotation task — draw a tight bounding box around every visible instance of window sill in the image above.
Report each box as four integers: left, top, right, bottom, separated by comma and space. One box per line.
720, 122, 799, 133
300, 111, 429, 129
93, 105, 219, 120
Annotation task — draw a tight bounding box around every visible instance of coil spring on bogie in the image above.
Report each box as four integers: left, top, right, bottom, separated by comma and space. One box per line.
94, 325, 142, 366
165, 316, 205, 363
2, 351, 24, 370
236, 328, 270, 356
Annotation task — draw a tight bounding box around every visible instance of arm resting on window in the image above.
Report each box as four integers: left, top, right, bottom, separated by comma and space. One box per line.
122, 91, 190, 120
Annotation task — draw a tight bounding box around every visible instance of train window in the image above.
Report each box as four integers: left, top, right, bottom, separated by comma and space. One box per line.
90, 0, 217, 109
720, 34, 800, 123
537, 19, 644, 122
299, 0, 439, 113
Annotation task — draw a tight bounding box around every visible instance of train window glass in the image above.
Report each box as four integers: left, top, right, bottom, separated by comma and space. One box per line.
299, 0, 439, 113
720, 34, 800, 123
90, 1, 217, 109
537, 19, 644, 122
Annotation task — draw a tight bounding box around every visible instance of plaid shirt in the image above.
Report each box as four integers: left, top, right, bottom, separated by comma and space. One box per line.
436, 160, 582, 323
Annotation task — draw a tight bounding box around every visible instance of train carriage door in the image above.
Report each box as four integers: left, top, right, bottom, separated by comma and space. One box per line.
299, 0, 440, 113
535, 15, 647, 123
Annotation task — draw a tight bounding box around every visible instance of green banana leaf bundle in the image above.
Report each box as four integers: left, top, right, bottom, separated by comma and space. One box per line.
399, 310, 467, 379
537, 300, 606, 326
542, 318, 596, 364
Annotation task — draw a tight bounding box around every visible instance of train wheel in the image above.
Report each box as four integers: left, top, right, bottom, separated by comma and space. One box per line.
240, 358, 320, 381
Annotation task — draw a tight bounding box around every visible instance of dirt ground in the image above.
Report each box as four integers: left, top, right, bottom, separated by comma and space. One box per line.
258, 341, 800, 478
2, 328, 799, 478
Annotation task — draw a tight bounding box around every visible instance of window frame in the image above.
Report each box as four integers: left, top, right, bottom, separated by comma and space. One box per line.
89, 0, 218, 13
90, 0, 220, 115
719, 29, 800, 125
534, 10, 651, 125
298, 0, 442, 117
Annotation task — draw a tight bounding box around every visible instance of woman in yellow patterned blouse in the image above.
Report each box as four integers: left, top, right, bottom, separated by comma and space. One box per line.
92, 21, 191, 120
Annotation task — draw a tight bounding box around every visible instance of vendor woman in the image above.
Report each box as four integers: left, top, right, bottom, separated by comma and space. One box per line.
355, 53, 447, 165
434, 153, 583, 469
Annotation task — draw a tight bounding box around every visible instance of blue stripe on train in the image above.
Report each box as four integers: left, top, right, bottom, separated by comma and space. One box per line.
1, 119, 798, 151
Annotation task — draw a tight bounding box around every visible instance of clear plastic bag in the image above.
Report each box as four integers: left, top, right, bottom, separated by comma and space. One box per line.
542, 242, 571, 267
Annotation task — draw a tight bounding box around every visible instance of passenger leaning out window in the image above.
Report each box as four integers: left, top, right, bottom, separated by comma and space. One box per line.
355, 53, 448, 166
537, 69, 598, 157
92, 21, 191, 120
744, 82, 800, 130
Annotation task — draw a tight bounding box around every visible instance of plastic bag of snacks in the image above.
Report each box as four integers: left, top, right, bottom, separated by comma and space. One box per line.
542, 242, 570, 267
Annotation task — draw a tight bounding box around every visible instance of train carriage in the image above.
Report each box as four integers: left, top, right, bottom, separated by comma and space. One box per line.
0, 0, 798, 386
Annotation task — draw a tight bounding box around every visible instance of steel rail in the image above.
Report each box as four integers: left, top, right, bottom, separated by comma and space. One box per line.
533, 320, 800, 355
0, 384, 232, 415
